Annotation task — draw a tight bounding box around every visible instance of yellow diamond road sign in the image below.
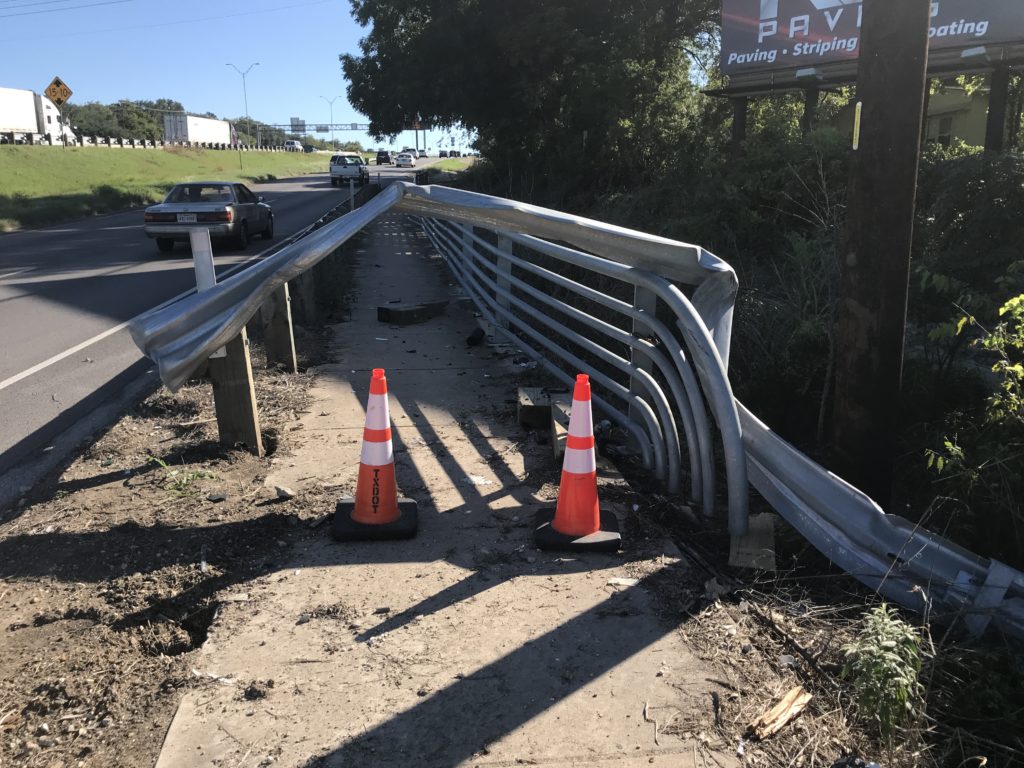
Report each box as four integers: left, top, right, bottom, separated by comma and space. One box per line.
45, 77, 72, 107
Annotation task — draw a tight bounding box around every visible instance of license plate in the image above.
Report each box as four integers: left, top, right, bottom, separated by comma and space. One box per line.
176, 213, 197, 223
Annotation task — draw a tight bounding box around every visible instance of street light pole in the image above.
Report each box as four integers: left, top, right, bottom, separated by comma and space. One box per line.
321, 96, 339, 149
227, 62, 260, 147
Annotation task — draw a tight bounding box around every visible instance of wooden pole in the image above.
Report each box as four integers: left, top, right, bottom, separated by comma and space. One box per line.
831, 0, 930, 504
262, 283, 298, 373
289, 271, 318, 326
985, 66, 1011, 153
208, 328, 265, 456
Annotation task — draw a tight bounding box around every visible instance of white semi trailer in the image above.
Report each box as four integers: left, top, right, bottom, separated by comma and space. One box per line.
163, 114, 232, 145
0, 86, 74, 144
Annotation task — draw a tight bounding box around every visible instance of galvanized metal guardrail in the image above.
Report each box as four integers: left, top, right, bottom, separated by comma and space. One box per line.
129, 181, 1024, 640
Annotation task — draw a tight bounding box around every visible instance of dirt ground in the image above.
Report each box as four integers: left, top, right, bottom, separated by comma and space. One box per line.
2, 217, 1022, 767
0, 336, 338, 768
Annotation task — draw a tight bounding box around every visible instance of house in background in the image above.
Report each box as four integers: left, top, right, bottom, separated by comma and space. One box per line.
924, 84, 990, 147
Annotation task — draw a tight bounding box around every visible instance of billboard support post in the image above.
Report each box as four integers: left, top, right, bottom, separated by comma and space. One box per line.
831, 0, 931, 505
986, 66, 1011, 152
800, 88, 819, 135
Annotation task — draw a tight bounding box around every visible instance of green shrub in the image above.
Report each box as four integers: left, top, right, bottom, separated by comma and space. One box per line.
842, 603, 925, 740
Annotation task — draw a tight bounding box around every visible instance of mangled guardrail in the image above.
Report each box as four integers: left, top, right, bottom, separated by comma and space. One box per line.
129, 182, 1024, 640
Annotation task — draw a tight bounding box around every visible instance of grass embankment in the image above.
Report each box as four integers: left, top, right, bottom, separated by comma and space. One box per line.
0, 145, 329, 231
432, 157, 474, 172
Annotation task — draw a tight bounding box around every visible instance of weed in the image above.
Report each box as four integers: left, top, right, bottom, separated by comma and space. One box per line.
146, 456, 215, 497
842, 603, 925, 740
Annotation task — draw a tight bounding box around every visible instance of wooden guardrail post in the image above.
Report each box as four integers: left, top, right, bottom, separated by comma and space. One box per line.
208, 329, 264, 455
289, 272, 318, 326
261, 283, 298, 372
190, 229, 264, 456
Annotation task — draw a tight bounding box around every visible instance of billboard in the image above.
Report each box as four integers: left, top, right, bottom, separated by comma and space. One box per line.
722, 0, 1024, 76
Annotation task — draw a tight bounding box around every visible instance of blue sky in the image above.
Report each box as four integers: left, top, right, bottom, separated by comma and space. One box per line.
0, 0, 466, 151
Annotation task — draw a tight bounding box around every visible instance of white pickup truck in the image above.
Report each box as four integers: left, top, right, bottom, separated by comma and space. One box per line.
329, 153, 370, 187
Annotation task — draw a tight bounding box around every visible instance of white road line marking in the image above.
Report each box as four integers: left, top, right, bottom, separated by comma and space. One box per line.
0, 267, 32, 281
0, 246, 270, 393
1, 189, 339, 392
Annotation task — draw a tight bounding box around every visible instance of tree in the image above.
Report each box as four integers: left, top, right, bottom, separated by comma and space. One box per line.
67, 102, 119, 137
341, 0, 717, 199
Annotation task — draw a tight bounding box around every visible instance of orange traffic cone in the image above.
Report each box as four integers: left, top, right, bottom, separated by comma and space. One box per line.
332, 368, 418, 541
534, 374, 621, 552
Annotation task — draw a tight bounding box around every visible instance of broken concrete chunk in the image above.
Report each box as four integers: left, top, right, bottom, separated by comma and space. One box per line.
376, 300, 448, 326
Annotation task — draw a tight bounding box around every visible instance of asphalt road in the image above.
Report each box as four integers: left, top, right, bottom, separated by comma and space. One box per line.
0, 166, 426, 508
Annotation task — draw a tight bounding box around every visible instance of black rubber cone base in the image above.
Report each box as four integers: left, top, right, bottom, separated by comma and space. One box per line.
331, 497, 419, 541
533, 507, 621, 552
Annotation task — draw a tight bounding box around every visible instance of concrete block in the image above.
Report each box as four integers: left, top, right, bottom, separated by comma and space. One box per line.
517, 387, 568, 430
376, 300, 448, 326
550, 395, 571, 461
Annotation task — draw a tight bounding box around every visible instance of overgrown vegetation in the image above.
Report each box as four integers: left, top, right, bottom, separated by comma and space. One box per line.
842, 604, 926, 740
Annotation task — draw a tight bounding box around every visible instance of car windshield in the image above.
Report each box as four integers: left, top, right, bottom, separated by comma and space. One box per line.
165, 184, 234, 204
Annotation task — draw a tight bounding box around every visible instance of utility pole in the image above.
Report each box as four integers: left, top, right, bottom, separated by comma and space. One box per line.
321, 96, 339, 149
227, 62, 260, 151
831, 0, 931, 504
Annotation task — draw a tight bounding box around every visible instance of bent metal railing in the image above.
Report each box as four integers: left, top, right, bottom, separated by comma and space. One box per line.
129, 181, 1024, 640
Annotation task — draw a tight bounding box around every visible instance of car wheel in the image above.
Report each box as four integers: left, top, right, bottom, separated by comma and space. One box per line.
156, 238, 174, 253
235, 222, 248, 250
262, 214, 274, 240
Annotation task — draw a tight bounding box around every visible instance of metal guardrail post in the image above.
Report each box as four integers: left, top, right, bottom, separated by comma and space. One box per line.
190, 229, 264, 456
261, 283, 298, 373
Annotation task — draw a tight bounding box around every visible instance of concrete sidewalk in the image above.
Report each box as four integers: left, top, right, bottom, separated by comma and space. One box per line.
155, 212, 736, 768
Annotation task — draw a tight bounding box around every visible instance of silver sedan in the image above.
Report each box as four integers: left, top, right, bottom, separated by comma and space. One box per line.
143, 181, 274, 253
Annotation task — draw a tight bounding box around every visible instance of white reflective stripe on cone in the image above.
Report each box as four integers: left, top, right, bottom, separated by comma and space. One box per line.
361, 439, 394, 467
562, 446, 597, 474
365, 393, 391, 430
567, 397, 593, 437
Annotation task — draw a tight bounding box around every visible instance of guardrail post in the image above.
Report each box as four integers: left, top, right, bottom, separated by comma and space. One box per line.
495, 235, 513, 330
190, 229, 264, 456
289, 272, 318, 326
261, 283, 298, 373
349, 179, 356, 212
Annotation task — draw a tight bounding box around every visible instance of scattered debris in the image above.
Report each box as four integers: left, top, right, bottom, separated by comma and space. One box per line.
607, 577, 640, 588
703, 577, 730, 602
275, 485, 296, 500
466, 327, 485, 346
746, 685, 812, 740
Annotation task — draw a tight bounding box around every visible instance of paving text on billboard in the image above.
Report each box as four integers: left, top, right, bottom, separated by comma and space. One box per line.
723, 1, 1003, 74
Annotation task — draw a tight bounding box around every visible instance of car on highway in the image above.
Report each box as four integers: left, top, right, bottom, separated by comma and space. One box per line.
143, 181, 273, 253
395, 152, 416, 168
330, 153, 369, 187
375, 150, 392, 165
438, 150, 448, 158
417, 149, 427, 158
